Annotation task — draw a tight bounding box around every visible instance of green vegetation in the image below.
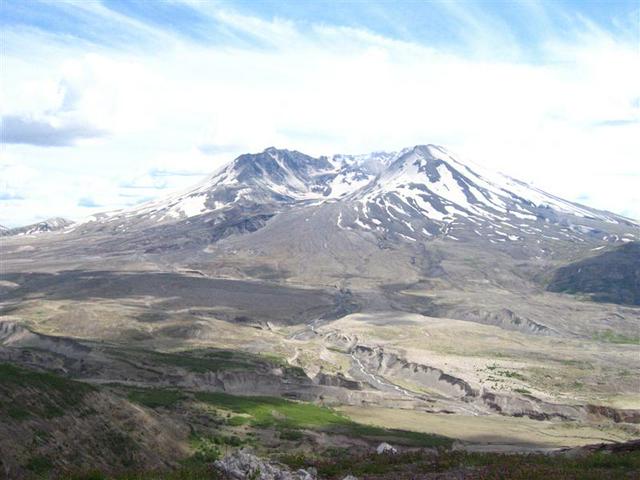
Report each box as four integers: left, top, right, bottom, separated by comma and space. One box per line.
106, 346, 304, 375
127, 389, 186, 408
259, 353, 308, 377
514, 387, 532, 395
226, 415, 250, 426
190, 433, 243, 451
104, 346, 253, 373
484, 365, 528, 383
102, 430, 138, 467
181, 432, 248, 469
194, 391, 451, 447
0, 363, 95, 419
279, 428, 305, 441
68, 466, 219, 480
5, 404, 32, 420
342, 423, 452, 448
0, 363, 95, 398
51, 448, 640, 480
593, 330, 640, 345
497, 369, 527, 381
11, 362, 631, 479
66, 472, 110, 480
195, 391, 349, 429
187, 436, 222, 463
123, 387, 448, 448
146, 350, 255, 373
25, 455, 53, 475
280, 448, 640, 480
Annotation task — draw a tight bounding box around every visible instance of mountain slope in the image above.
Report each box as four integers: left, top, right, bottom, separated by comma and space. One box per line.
1, 217, 74, 237
2, 144, 639, 464
350, 145, 630, 241
72, 148, 397, 233
547, 242, 640, 305
67, 145, 637, 247
2, 144, 638, 328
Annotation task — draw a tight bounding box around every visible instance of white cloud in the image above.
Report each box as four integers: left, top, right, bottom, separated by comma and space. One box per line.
0, 4, 638, 226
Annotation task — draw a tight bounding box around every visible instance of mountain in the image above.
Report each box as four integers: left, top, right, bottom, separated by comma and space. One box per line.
350, 145, 629, 239
4, 145, 639, 298
68, 145, 636, 249
547, 242, 640, 306
2, 144, 638, 332
6, 145, 637, 252
2, 144, 639, 474
0, 217, 74, 237
71, 148, 397, 231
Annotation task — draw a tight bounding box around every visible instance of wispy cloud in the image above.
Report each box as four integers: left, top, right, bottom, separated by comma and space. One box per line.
591, 119, 638, 127
77, 197, 102, 208
0, 114, 106, 146
0, 0, 638, 225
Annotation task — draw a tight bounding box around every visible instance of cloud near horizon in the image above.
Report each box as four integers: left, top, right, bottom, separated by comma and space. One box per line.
0, 114, 107, 147
0, 0, 638, 227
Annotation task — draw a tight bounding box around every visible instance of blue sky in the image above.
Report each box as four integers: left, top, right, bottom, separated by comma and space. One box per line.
1, 0, 639, 226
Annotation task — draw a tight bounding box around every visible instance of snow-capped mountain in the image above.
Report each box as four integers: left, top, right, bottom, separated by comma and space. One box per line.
68, 145, 637, 252
86, 148, 398, 226
344, 145, 635, 245
3, 144, 638, 317
0, 217, 74, 237
356, 145, 615, 224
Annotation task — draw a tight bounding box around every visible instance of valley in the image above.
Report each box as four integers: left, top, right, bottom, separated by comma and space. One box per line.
1, 145, 639, 478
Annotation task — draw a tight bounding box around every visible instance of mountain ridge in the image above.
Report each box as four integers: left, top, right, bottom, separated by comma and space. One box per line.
3, 146, 638, 293
0, 217, 74, 237
2, 144, 639, 467
61, 144, 637, 242
5, 145, 637, 237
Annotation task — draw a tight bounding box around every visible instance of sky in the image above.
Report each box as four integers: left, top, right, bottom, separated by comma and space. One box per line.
0, 0, 639, 227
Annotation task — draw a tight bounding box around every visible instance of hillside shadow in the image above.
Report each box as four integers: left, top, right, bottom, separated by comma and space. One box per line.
0, 270, 342, 325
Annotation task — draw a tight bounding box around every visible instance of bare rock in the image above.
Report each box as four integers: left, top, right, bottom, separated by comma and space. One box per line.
376, 442, 397, 454
295, 469, 316, 480
215, 450, 316, 480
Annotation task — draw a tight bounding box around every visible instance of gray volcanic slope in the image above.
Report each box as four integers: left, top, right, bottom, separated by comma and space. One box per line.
2, 145, 638, 322
547, 242, 640, 305
0, 217, 73, 237
2, 144, 640, 461
2, 145, 640, 340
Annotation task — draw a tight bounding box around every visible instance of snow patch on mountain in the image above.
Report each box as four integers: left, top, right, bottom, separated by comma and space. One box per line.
344, 145, 634, 244
68, 144, 637, 249
1, 218, 74, 237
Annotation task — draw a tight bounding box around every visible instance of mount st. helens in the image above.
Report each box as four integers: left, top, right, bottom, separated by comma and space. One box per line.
2, 144, 638, 314
2, 144, 638, 325
7, 145, 635, 261
1, 145, 639, 475
65, 145, 637, 244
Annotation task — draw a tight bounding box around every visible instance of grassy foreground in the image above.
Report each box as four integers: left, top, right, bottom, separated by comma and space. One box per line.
3, 363, 639, 479
126, 387, 452, 448
280, 448, 640, 480
0, 363, 96, 420
61, 448, 640, 480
